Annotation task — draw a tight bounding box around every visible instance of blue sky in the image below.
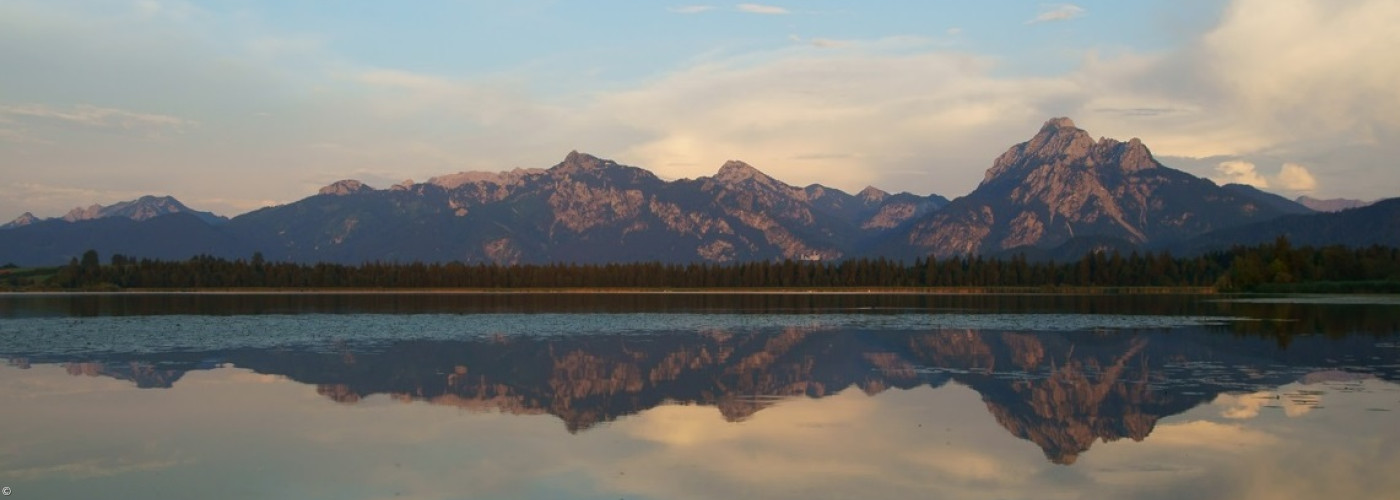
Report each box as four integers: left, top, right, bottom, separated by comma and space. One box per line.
2, 0, 1397, 219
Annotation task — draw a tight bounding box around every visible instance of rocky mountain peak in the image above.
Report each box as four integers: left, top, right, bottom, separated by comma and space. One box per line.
1029, 117, 1093, 155
119, 196, 183, 221
983, 117, 1095, 185
1043, 116, 1077, 129
714, 160, 775, 185
1, 212, 38, 229
904, 117, 1279, 258
1095, 136, 1156, 174
555, 150, 611, 173
319, 180, 373, 196
982, 118, 1159, 186
64, 204, 106, 222
857, 186, 889, 203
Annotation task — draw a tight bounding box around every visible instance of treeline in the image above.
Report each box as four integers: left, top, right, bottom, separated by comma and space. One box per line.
5, 237, 1399, 291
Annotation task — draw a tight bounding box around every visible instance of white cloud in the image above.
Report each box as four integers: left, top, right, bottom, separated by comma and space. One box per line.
1201, 0, 1400, 140
790, 36, 850, 49
1212, 160, 1270, 188
669, 5, 715, 14
1275, 163, 1317, 191
592, 45, 1073, 194
1135, 420, 1278, 450
1209, 160, 1319, 192
0, 103, 194, 132
1211, 389, 1320, 419
1027, 4, 1086, 24
1204, 160, 1321, 191
736, 3, 788, 15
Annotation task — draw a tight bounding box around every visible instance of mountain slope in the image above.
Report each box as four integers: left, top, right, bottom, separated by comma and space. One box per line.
900, 118, 1295, 258
1177, 198, 1400, 253
1221, 184, 1314, 215
60, 195, 227, 225
0, 212, 39, 229
0, 213, 252, 266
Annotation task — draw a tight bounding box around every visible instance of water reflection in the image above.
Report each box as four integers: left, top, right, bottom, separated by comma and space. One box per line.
8, 325, 1398, 465
3, 295, 1400, 499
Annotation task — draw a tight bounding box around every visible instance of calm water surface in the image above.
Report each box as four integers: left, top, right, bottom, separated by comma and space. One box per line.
1, 293, 1398, 499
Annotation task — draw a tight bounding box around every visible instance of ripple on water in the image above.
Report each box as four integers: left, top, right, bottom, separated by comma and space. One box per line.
0, 312, 1245, 356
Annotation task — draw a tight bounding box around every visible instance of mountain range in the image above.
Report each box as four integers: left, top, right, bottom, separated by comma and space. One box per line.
1, 195, 226, 229
2, 118, 1394, 266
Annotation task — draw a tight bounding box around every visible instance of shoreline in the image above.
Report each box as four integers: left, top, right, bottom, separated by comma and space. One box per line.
0, 286, 1219, 295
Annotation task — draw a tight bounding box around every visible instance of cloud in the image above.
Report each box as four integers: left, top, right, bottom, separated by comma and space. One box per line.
669, 5, 715, 14
1212, 160, 1270, 188
2, 182, 147, 206
1141, 420, 1278, 449
736, 3, 789, 15
1199, 0, 1400, 140
4, 456, 185, 480
1213, 389, 1322, 420
1209, 161, 1319, 192
1275, 162, 1317, 191
1027, 4, 1086, 24
788, 35, 851, 49
592, 45, 1073, 193
0, 103, 194, 132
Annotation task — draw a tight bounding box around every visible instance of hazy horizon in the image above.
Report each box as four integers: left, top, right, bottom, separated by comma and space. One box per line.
3, 0, 1397, 220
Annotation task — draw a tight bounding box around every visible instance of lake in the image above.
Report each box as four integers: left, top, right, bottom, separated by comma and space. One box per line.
2, 293, 1399, 499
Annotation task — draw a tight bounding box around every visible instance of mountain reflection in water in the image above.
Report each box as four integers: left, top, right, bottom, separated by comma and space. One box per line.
9, 322, 1398, 465
5, 294, 1400, 499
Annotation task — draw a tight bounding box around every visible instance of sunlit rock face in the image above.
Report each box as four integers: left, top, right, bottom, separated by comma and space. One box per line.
903, 118, 1292, 258
0, 212, 38, 229
225, 151, 948, 264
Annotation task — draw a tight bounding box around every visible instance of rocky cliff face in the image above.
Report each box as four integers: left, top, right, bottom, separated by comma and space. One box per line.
903, 118, 1293, 258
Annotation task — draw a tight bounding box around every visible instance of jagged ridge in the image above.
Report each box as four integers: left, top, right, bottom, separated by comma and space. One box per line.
901, 118, 1299, 258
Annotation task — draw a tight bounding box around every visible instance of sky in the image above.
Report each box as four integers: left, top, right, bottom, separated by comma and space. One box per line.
2, 0, 1398, 220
